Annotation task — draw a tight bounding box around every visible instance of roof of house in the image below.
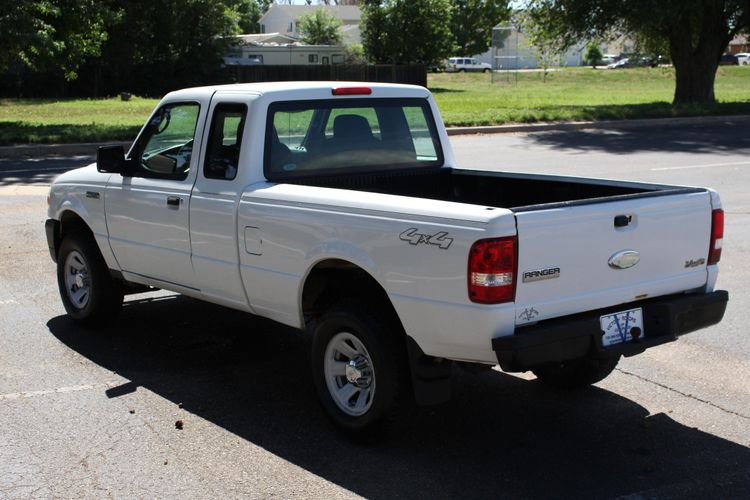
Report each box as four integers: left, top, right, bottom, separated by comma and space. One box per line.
235, 33, 298, 46
260, 5, 361, 23
730, 35, 748, 45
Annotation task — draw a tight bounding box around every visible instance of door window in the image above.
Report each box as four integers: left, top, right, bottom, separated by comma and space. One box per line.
133, 103, 200, 180
204, 103, 247, 180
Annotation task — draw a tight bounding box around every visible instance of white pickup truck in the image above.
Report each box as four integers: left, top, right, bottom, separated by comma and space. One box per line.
46, 82, 728, 434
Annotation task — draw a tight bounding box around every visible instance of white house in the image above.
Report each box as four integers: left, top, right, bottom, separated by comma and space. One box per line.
259, 4, 362, 44
224, 33, 346, 67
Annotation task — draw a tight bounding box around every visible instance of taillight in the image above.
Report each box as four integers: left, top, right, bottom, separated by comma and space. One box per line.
708, 208, 724, 265
468, 237, 517, 304
331, 87, 372, 96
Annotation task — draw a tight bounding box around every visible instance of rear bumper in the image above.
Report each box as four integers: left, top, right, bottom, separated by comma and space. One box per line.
492, 291, 729, 372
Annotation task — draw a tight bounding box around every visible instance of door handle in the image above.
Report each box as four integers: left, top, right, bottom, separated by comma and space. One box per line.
614, 214, 632, 227
167, 196, 181, 208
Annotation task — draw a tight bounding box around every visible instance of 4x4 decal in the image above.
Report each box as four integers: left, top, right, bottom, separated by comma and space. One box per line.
399, 228, 454, 250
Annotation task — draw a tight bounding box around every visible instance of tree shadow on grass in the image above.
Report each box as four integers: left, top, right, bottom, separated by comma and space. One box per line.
428, 87, 467, 94
47, 294, 750, 499
546, 101, 750, 123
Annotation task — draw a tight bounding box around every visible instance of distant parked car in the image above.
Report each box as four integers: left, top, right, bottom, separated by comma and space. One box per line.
607, 58, 639, 69
446, 57, 492, 73
607, 57, 651, 69
735, 53, 750, 65
600, 54, 618, 65
719, 54, 739, 65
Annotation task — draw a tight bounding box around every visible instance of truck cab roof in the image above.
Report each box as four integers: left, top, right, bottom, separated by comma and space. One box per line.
163, 81, 432, 101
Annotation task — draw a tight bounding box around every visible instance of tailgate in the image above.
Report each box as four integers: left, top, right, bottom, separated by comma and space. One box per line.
514, 191, 712, 325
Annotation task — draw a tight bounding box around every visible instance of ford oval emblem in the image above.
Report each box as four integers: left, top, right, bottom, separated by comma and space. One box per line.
608, 250, 640, 269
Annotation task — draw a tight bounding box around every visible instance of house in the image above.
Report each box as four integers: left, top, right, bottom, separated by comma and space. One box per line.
259, 4, 362, 44
223, 33, 346, 67
480, 23, 637, 70
729, 35, 749, 54
482, 25, 587, 70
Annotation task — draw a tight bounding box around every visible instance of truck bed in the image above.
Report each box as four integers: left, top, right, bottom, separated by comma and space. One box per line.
288, 167, 703, 210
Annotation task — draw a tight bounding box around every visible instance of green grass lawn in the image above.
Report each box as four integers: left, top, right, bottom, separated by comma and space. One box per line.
1, 66, 750, 144
430, 66, 750, 126
0, 96, 159, 145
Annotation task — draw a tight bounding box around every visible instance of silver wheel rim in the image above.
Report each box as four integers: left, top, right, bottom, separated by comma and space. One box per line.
324, 332, 376, 417
63, 250, 90, 310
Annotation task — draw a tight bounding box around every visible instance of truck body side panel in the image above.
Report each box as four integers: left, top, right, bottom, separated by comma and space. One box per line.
237, 182, 516, 361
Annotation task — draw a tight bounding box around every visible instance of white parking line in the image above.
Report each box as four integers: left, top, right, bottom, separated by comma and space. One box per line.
0, 381, 121, 401
652, 161, 750, 171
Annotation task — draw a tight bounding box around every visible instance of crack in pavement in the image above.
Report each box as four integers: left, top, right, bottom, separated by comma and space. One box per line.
616, 367, 750, 421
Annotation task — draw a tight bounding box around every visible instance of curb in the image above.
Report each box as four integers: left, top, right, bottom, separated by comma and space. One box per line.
445, 114, 750, 136
2, 114, 750, 158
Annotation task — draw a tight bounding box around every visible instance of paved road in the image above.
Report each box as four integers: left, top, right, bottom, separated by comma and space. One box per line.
1, 122, 749, 498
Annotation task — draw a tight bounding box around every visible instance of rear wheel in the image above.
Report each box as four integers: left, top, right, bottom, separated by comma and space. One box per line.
311, 302, 411, 435
57, 232, 123, 325
532, 356, 620, 389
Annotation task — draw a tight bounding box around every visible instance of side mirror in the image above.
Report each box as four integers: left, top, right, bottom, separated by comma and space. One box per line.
97, 145, 126, 173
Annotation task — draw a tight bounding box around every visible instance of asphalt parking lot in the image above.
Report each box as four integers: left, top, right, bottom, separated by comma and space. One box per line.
1, 120, 749, 498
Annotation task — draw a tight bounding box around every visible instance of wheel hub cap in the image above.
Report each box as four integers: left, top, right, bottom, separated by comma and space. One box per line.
345, 355, 372, 387
63, 250, 91, 309
74, 272, 86, 289
323, 332, 377, 417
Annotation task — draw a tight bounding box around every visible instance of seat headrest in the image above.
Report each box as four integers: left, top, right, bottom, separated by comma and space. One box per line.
333, 114, 373, 140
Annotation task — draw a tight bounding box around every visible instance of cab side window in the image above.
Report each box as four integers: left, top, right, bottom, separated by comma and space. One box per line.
134, 103, 200, 180
204, 103, 247, 180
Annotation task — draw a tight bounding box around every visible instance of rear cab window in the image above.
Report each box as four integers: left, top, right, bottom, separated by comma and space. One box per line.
264, 98, 443, 180
203, 103, 247, 180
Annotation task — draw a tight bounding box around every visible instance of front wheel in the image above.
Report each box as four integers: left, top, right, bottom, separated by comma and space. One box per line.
532, 356, 620, 389
311, 302, 410, 435
57, 232, 123, 325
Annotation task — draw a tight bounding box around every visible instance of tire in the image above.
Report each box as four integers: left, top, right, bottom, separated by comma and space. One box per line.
458, 68, 466, 73
311, 301, 411, 435
483, 68, 490, 73
532, 355, 620, 389
56, 231, 123, 325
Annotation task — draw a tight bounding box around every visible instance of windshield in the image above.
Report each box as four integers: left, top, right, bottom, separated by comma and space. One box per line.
264, 98, 443, 180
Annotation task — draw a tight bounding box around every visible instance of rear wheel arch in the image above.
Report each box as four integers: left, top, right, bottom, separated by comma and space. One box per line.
301, 259, 453, 417
301, 259, 400, 327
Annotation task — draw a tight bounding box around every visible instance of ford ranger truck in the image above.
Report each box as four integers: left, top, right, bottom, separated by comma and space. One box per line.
45, 82, 728, 434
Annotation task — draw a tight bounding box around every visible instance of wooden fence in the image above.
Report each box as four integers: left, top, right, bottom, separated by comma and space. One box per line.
220, 64, 427, 88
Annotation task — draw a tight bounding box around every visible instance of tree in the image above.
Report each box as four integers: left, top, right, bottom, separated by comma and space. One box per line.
297, 7, 343, 45
0, 0, 110, 80
98, 0, 242, 92
521, 13, 558, 82
584, 41, 603, 68
525, 0, 750, 104
361, 0, 454, 65
231, 0, 262, 33
450, 0, 511, 56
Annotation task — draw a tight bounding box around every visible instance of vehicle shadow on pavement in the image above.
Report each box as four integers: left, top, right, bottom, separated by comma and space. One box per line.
527, 119, 750, 155
47, 294, 750, 499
